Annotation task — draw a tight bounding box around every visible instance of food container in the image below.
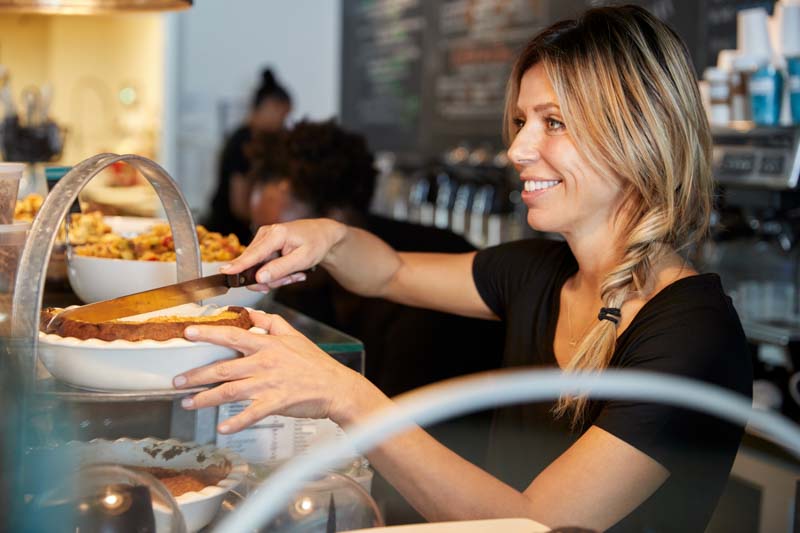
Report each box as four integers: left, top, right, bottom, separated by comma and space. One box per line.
38, 303, 263, 391
0, 162, 24, 224
0, 221, 29, 334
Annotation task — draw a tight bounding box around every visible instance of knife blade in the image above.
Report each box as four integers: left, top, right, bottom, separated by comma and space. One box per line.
53, 264, 262, 324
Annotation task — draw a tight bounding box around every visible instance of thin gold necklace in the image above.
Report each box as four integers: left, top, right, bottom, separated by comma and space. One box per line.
565, 295, 593, 347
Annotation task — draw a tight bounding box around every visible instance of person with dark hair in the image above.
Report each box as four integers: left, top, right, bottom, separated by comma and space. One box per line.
204, 68, 292, 242
247, 119, 375, 226
177, 6, 752, 531
247, 119, 505, 523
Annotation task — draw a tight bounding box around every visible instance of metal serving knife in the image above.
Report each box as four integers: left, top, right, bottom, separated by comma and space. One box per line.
53, 264, 262, 324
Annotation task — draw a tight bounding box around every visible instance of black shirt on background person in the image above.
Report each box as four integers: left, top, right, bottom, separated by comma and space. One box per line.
207, 125, 252, 241
247, 121, 505, 524
277, 213, 504, 398
203, 69, 291, 243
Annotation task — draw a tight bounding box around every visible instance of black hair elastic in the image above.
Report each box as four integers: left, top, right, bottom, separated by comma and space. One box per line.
598, 307, 621, 325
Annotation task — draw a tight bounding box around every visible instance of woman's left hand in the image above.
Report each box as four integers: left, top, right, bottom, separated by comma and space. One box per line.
173, 310, 363, 434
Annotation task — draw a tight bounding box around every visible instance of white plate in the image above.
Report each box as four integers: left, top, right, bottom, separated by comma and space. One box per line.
57, 437, 248, 532
67, 254, 266, 309
38, 304, 263, 391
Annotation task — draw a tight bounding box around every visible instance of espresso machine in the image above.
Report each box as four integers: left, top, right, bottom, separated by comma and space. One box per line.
392, 143, 531, 248
702, 124, 800, 418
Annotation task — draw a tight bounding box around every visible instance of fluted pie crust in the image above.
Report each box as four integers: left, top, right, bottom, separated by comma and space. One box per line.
41, 306, 253, 342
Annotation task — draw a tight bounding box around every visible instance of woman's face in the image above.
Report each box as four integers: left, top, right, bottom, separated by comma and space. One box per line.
508, 63, 624, 239
251, 99, 291, 133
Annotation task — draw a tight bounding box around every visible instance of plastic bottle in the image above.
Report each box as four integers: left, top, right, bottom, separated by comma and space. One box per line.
750, 62, 784, 125
736, 8, 783, 125
780, 1, 800, 124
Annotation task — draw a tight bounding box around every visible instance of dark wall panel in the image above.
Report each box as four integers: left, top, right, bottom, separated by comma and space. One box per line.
341, 0, 775, 163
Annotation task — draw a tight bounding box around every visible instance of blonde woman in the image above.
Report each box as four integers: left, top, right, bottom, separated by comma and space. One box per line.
175, 6, 751, 531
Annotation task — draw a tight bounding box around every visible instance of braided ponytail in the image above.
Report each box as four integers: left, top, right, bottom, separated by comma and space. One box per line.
553, 212, 670, 427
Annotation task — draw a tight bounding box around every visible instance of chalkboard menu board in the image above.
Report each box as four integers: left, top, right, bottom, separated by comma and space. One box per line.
341, 0, 773, 163
340, 0, 426, 153
422, 0, 550, 155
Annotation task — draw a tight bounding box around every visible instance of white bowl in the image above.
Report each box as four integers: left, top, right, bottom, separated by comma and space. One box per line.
38, 303, 263, 391
67, 254, 266, 309
60, 437, 248, 532
67, 215, 264, 308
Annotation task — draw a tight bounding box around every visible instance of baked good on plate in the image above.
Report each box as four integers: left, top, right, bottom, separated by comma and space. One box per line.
133, 464, 231, 497
41, 305, 253, 342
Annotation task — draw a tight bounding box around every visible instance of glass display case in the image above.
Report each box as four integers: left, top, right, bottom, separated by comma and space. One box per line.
17, 288, 367, 532
4, 153, 372, 532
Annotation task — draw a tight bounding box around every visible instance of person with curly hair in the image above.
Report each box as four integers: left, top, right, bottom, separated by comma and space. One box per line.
176, 6, 752, 531
247, 119, 505, 396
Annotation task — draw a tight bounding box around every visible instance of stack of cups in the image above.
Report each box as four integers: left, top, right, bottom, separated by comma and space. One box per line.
781, 0, 800, 124
0, 163, 29, 336
736, 7, 783, 125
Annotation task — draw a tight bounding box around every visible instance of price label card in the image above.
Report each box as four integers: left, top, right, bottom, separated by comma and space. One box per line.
215, 401, 354, 466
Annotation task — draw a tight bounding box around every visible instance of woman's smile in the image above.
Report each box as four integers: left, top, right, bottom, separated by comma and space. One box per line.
521, 179, 563, 203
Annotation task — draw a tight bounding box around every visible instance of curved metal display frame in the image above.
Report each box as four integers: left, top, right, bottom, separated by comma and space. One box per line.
10, 153, 201, 388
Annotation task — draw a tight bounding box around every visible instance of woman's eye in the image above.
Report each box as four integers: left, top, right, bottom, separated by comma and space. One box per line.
546, 118, 565, 132
512, 118, 525, 130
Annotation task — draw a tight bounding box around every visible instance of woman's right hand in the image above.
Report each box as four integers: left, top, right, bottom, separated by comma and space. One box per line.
220, 218, 347, 291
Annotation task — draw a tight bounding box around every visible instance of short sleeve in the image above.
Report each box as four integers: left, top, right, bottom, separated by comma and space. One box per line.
472, 239, 572, 321
592, 290, 752, 472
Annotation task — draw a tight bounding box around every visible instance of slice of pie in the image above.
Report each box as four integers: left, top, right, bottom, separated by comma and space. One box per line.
41, 306, 253, 342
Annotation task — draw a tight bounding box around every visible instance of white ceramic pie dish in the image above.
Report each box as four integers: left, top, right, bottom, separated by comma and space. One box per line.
58, 437, 248, 532
38, 304, 263, 391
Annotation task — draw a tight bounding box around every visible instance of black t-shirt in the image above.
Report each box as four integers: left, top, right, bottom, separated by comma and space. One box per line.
472, 238, 752, 532
203, 125, 253, 242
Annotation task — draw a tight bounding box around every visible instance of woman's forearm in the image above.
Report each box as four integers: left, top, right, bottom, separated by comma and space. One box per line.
335, 378, 541, 524
321, 225, 491, 317
322, 225, 404, 297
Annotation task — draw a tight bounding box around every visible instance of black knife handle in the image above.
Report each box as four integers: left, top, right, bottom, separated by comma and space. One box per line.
227, 264, 262, 288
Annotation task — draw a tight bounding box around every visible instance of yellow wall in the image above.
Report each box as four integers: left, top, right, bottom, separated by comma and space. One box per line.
0, 15, 51, 95
0, 13, 164, 165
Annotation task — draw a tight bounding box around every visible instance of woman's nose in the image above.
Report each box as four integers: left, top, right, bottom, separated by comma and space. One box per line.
508, 128, 541, 166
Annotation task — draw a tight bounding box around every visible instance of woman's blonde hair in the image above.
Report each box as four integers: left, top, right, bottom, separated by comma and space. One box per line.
503, 5, 713, 426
